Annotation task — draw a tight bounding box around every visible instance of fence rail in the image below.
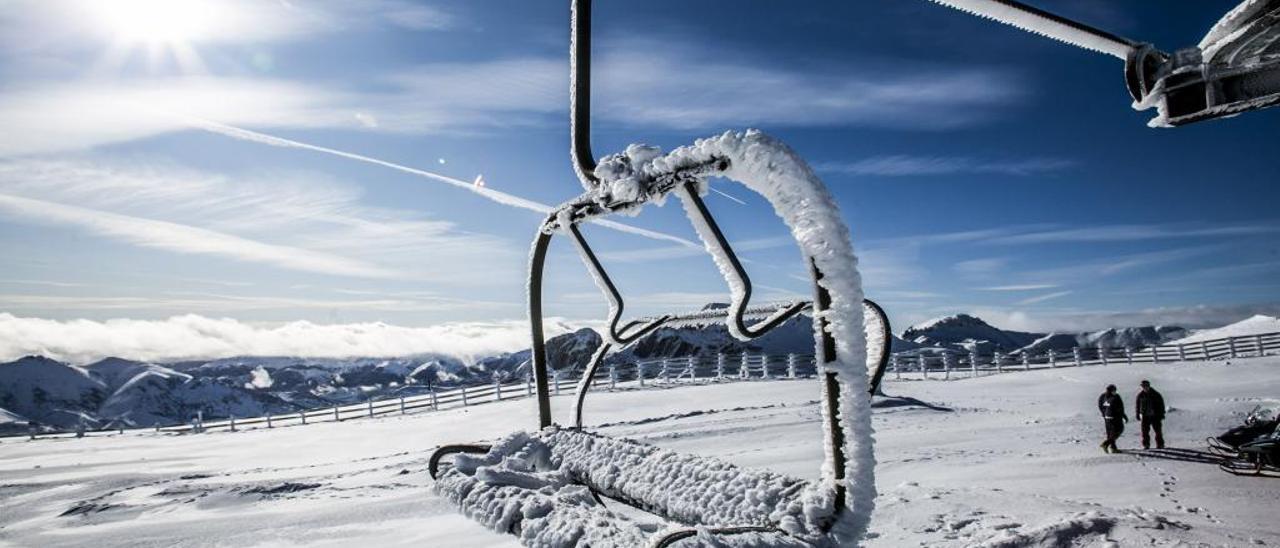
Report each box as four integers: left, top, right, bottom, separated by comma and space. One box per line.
8, 332, 1277, 441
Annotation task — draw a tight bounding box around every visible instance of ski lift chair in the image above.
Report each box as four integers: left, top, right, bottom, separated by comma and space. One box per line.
428, 2, 891, 546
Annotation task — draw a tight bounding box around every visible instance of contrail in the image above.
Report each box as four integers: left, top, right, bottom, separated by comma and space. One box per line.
187, 118, 700, 249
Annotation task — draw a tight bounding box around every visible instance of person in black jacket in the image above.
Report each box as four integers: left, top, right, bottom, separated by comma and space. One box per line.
1098, 384, 1127, 453
1135, 380, 1166, 449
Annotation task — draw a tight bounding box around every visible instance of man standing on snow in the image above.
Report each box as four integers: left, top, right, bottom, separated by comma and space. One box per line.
1135, 380, 1166, 449
1098, 384, 1127, 453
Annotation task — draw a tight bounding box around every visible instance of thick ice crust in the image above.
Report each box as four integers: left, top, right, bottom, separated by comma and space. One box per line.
593, 130, 875, 542
434, 428, 843, 547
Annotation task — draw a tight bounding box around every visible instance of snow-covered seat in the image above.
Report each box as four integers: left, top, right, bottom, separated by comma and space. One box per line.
433, 428, 833, 547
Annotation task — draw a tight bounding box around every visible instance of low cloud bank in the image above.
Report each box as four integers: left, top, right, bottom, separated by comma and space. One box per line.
970, 303, 1280, 334
0, 313, 576, 365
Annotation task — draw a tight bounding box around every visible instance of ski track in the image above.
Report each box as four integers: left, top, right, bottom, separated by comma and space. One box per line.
1, 358, 1278, 547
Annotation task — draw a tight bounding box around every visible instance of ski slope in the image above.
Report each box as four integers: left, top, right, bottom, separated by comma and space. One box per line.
1, 357, 1277, 547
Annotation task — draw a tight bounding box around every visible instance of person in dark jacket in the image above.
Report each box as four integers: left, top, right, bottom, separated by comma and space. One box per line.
1098, 384, 1128, 453
1135, 380, 1166, 449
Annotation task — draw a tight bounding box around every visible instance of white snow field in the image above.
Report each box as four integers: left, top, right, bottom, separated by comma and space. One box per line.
1, 357, 1277, 547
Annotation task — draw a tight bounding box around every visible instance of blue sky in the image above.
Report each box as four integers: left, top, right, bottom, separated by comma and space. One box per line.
0, 0, 1278, 359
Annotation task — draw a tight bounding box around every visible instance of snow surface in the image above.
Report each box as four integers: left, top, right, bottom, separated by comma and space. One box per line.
3, 357, 1278, 547
1173, 314, 1280, 344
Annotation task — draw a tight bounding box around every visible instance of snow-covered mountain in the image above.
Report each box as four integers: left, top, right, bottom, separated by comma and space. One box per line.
1174, 314, 1280, 343
899, 314, 1187, 355
0, 356, 107, 430
901, 314, 1041, 353
3, 310, 1263, 433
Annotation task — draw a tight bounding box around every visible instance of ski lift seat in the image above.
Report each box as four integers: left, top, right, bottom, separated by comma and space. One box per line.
434, 427, 835, 547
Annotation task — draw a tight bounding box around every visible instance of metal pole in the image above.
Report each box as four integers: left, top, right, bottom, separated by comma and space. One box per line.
1023, 352, 1030, 371
609, 365, 617, 389
970, 351, 978, 376
333, 406, 339, 421
1049, 350, 1057, 368
638, 362, 645, 387
943, 354, 951, 379
1151, 345, 1159, 364
892, 354, 900, 380
787, 353, 797, 378
230, 415, 236, 432
461, 385, 469, 405
716, 353, 725, 379
1229, 337, 1238, 358
1256, 334, 1265, 356
994, 352, 1002, 373
495, 380, 502, 401
740, 353, 749, 379
1177, 343, 1186, 361
267, 414, 273, 428
300, 411, 307, 425
1073, 347, 1082, 367
1125, 346, 1134, 365
1099, 345, 1109, 366
430, 387, 438, 410
399, 396, 406, 414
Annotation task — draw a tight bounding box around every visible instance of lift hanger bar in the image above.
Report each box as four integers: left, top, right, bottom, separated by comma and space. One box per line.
926, 0, 1139, 59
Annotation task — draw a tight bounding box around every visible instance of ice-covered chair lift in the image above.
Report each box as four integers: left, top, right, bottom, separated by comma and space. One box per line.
428, 1, 892, 546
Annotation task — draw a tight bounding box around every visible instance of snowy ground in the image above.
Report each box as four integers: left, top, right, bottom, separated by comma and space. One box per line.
1, 357, 1277, 547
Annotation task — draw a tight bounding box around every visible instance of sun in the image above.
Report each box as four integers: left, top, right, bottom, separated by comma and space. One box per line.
92, 0, 217, 45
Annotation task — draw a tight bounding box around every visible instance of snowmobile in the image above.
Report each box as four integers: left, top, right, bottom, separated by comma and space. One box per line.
1219, 431, 1280, 478
428, 2, 891, 546
1207, 405, 1278, 456
925, 0, 1280, 126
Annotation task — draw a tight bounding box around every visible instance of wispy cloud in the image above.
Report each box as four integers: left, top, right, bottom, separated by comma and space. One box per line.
978, 284, 1059, 291
0, 0, 456, 55
0, 192, 398, 278
593, 38, 1024, 130
0, 312, 574, 364
985, 224, 1280, 245
0, 158, 523, 283
815, 155, 1073, 177
1015, 290, 1073, 305
598, 236, 793, 263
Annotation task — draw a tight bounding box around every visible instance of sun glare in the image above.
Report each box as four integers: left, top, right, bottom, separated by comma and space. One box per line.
94, 0, 216, 44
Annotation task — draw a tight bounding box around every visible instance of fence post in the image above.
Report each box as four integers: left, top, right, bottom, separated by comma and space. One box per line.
1049, 350, 1057, 368
994, 352, 1003, 373
230, 415, 236, 432
1151, 345, 1160, 364
919, 355, 928, 380
740, 353, 750, 379
1256, 334, 1265, 356
525, 374, 533, 397
943, 353, 951, 379
1228, 337, 1238, 358
1200, 340, 1209, 359
970, 351, 978, 377
609, 365, 617, 389
267, 414, 273, 428
787, 353, 796, 378
638, 362, 646, 387
495, 380, 502, 401
333, 406, 340, 421
1099, 345, 1109, 366
660, 358, 669, 383
716, 353, 725, 379
461, 385, 469, 406
1177, 343, 1186, 361
1073, 347, 1082, 367
1022, 352, 1030, 371
300, 411, 307, 425
430, 387, 438, 410
367, 399, 375, 417
399, 396, 406, 414
1124, 347, 1133, 365
892, 355, 901, 380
